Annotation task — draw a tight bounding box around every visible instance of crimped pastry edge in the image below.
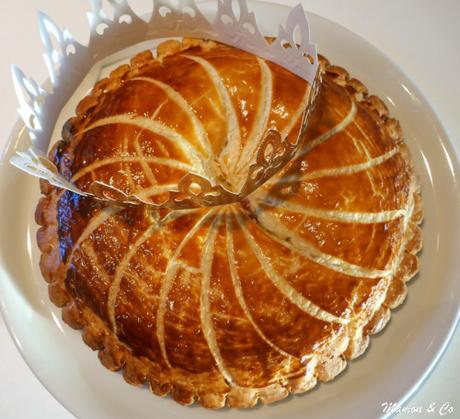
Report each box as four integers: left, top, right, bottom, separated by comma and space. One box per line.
35, 40, 423, 409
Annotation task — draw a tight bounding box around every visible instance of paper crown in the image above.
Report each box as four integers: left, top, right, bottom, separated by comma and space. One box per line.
10, 0, 320, 209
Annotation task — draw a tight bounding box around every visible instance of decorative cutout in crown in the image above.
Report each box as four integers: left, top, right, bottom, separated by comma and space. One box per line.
10, 0, 319, 209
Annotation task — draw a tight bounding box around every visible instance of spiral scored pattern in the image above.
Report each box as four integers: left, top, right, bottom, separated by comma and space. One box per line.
36, 41, 422, 408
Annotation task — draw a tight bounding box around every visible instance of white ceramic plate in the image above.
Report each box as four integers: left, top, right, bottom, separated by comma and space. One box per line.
1, 1, 459, 418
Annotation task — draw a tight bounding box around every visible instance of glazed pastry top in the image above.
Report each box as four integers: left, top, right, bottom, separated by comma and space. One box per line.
36, 40, 421, 407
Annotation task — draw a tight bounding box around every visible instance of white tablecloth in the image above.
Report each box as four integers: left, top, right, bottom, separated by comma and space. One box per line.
0, 1, 459, 418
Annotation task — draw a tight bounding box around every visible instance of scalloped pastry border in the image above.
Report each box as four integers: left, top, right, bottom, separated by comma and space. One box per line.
35, 41, 423, 409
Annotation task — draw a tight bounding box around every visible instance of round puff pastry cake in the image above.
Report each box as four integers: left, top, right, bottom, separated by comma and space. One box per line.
36, 39, 423, 408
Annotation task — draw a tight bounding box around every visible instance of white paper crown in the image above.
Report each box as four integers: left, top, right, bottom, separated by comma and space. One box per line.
10, 0, 319, 208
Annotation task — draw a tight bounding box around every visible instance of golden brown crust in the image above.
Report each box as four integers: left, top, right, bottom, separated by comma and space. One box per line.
36, 41, 422, 409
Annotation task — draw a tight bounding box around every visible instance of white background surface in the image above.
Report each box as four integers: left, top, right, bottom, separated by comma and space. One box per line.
0, 1, 459, 418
